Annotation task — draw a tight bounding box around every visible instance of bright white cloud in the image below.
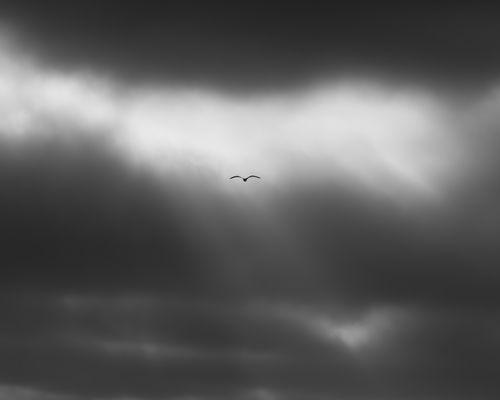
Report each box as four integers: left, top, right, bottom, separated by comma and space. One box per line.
0, 31, 471, 198
273, 304, 404, 352
311, 308, 395, 350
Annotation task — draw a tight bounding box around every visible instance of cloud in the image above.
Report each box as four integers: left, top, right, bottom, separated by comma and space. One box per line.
0, 135, 215, 293
1, 290, 500, 399
0, 32, 461, 200
1, 24, 500, 400
0, 385, 82, 400
3, 2, 500, 88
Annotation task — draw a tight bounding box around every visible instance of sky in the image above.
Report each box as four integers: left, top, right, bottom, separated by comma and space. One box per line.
1, 2, 500, 400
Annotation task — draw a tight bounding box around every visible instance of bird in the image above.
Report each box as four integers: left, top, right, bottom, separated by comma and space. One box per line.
230, 175, 261, 182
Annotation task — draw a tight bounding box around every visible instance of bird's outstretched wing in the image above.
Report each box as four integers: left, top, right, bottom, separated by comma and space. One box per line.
230, 175, 243, 179
246, 175, 261, 180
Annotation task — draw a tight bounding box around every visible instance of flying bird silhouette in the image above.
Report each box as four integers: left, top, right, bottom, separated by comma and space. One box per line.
230, 175, 261, 182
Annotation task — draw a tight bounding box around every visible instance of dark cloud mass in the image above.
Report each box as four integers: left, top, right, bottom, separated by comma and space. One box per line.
2, 1, 500, 89
1, 129, 500, 399
1, 2, 500, 400
0, 135, 212, 293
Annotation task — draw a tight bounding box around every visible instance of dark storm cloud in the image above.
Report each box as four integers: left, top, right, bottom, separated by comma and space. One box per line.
1, 4, 500, 398
2, 2, 500, 89
1, 292, 500, 399
1, 127, 500, 399
0, 134, 216, 293
269, 181, 500, 308
0, 292, 360, 398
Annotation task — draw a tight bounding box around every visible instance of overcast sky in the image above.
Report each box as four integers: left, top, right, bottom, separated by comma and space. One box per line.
1, 2, 500, 400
